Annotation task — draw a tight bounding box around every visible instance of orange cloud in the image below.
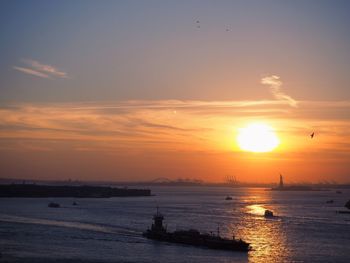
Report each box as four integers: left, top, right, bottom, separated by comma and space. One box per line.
0, 100, 349, 182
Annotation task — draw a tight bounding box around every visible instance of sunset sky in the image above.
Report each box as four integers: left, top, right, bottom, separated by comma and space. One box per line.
1, 0, 350, 183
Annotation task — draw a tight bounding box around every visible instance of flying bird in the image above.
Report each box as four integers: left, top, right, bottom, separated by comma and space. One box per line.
310, 132, 315, 139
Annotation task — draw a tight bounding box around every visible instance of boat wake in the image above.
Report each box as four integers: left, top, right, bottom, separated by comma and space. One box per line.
0, 214, 142, 238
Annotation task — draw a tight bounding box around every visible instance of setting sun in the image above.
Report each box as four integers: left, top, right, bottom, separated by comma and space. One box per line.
237, 123, 280, 153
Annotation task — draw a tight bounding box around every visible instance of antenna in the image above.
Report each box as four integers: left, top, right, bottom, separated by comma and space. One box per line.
155, 201, 159, 215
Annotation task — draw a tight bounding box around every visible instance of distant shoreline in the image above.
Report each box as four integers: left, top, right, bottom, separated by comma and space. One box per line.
270, 186, 329, 191
0, 184, 151, 198
1, 178, 350, 190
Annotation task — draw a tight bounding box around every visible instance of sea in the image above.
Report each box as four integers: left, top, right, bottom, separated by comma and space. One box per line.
0, 186, 349, 263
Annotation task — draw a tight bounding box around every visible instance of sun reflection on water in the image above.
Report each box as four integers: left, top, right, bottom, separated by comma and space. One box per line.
226, 188, 292, 263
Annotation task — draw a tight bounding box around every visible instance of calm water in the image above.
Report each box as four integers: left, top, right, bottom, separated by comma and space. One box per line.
0, 186, 349, 262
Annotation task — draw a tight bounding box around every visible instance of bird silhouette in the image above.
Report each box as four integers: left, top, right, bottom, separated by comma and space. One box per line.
310, 132, 314, 138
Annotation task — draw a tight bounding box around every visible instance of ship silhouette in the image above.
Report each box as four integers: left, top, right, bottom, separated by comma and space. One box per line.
143, 208, 250, 252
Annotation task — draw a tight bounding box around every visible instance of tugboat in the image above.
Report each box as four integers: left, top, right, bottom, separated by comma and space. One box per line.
264, 209, 274, 218
143, 208, 250, 252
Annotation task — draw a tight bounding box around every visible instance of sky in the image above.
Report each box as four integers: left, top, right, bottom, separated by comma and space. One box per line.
0, 0, 350, 183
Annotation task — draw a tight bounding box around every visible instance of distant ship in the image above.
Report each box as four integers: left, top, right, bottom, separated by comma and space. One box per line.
143, 208, 250, 252
48, 202, 60, 208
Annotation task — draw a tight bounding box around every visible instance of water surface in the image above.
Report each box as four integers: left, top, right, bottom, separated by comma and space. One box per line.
0, 186, 349, 262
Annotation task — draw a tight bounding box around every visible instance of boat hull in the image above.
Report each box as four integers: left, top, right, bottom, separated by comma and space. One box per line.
143, 231, 250, 252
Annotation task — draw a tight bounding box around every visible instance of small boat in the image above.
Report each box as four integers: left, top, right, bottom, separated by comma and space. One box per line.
225, 196, 233, 200
264, 209, 274, 217
326, 200, 334, 204
48, 202, 60, 208
336, 191, 342, 194
345, 200, 350, 209
72, 201, 78, 206
143, 208, 250, 252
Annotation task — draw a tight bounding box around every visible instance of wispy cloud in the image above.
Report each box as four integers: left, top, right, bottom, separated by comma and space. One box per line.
261, 75, 298, 107
13, 59, 68, 79
13, 66, 50, 79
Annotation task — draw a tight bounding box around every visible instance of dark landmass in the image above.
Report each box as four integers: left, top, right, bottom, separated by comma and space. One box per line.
270, 185, 328, 191
270, 175, 341, 191
0, 184, 151, 198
